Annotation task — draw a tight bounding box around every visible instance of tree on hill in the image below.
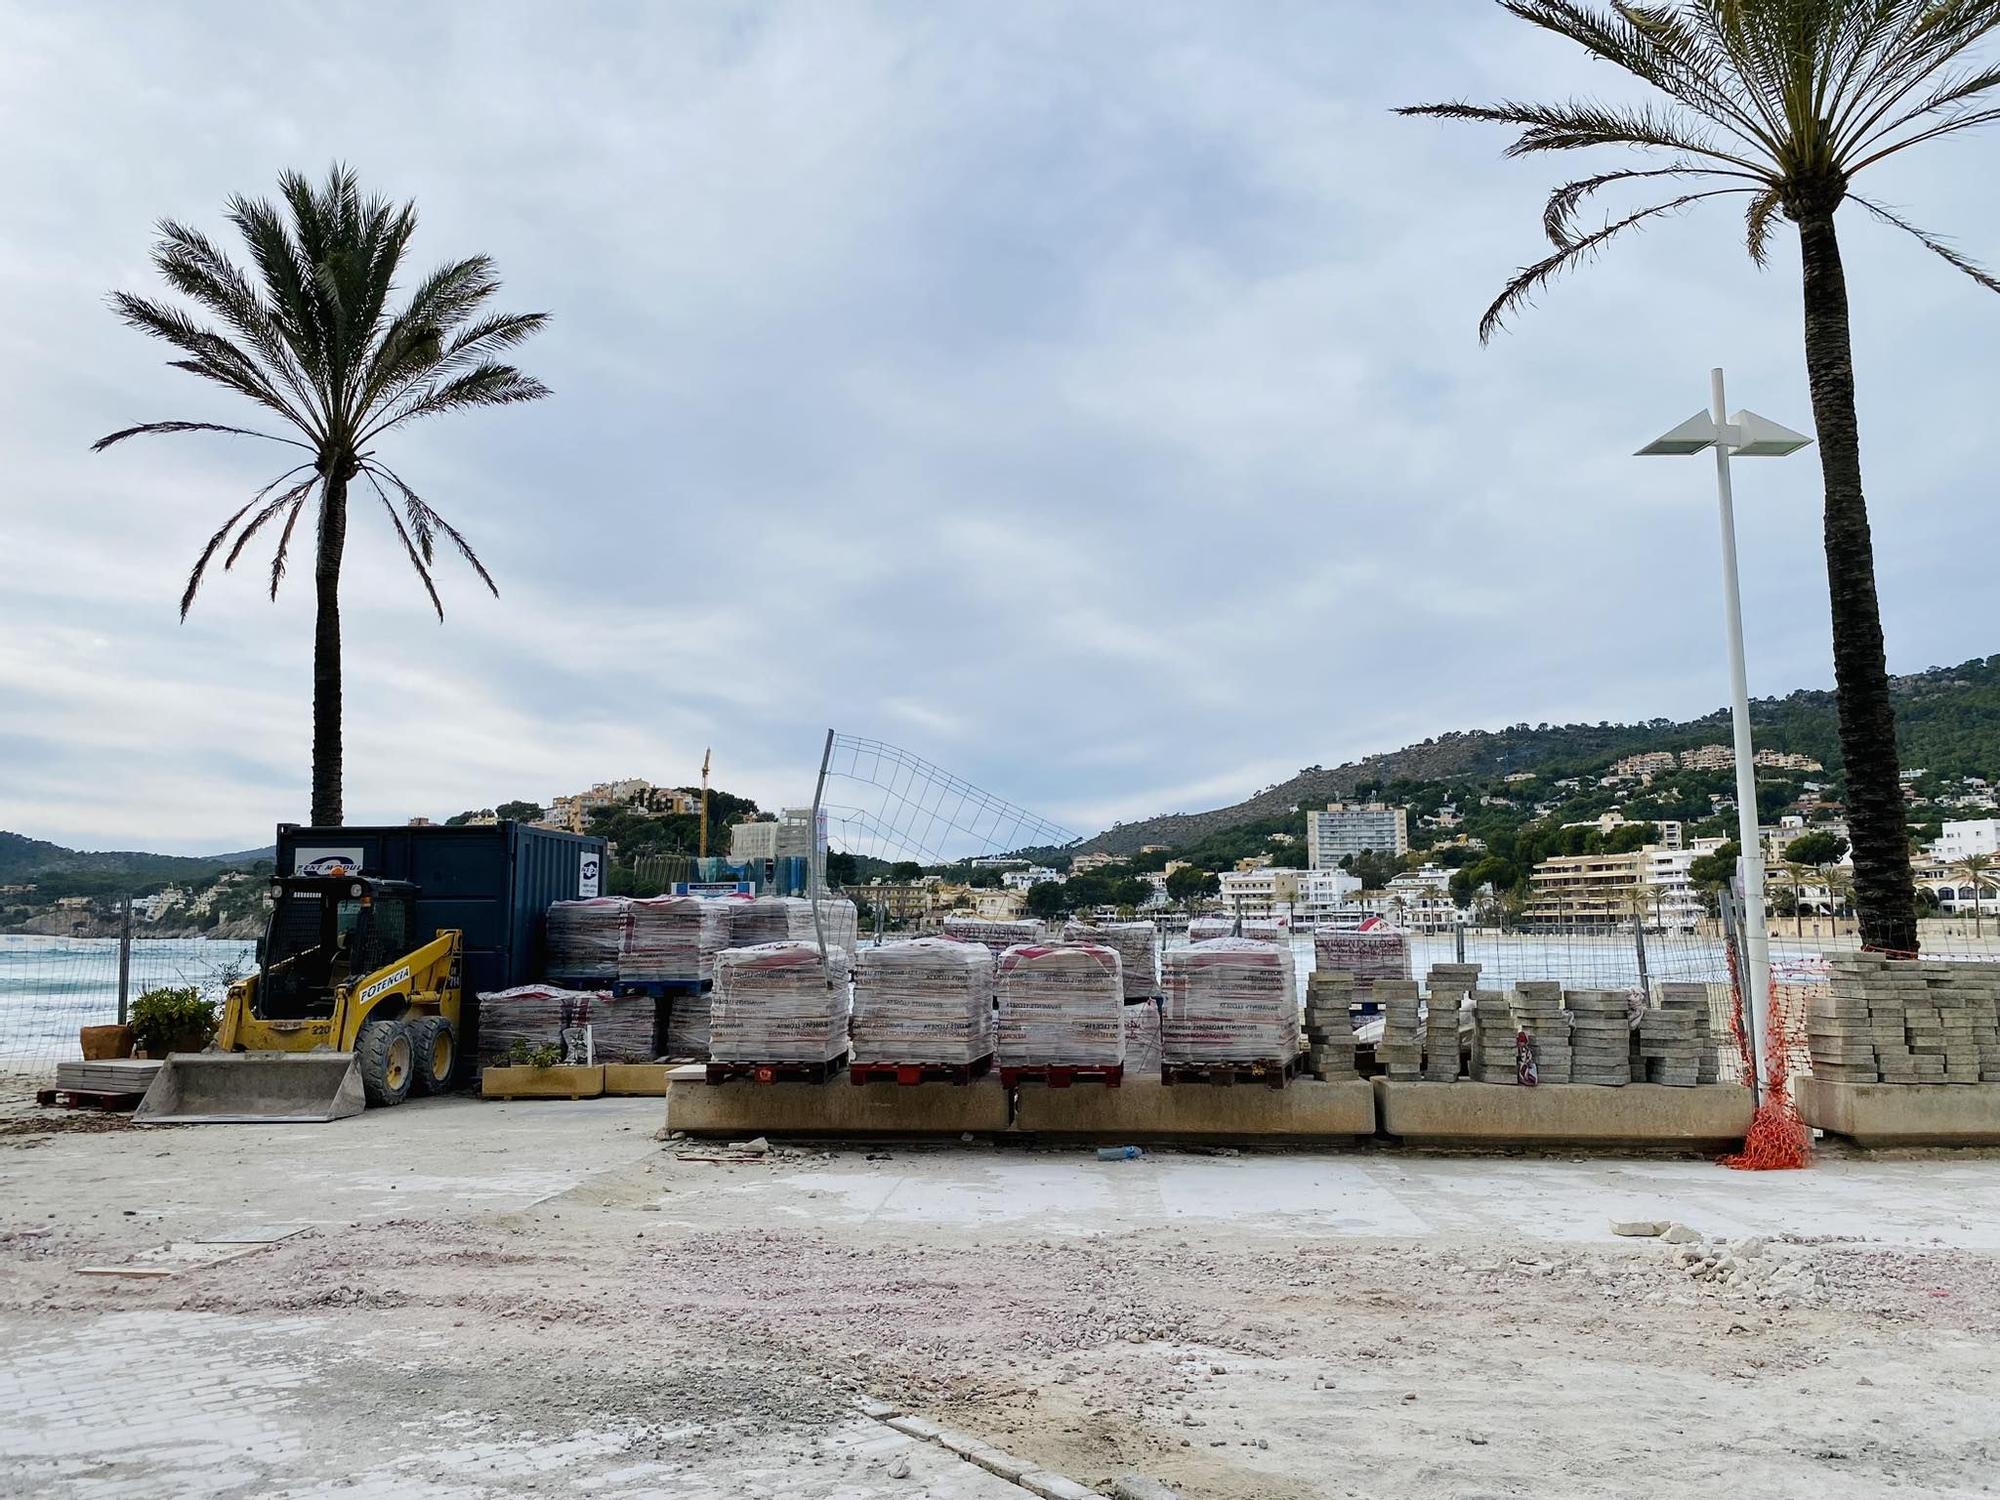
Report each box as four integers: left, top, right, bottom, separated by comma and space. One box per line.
1164, 866, 1220, 911
1025, 881, 1068, 922
1785, 830, 1850, 869
96, 165, 549, 825
496, 799, 544, 822
1400, 2, 2000, 952
1689, 842, 1741, 890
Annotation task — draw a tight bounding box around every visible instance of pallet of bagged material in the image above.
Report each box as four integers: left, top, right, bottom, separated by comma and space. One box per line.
480, 1064, 604, 1100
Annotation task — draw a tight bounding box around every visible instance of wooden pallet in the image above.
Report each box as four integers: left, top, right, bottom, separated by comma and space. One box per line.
848, 1054, 995, 1087
36, 1088, 146, 1112
1160, 1054, 1303, 1089
999, 1064, 1124, 1090
705, 1052, 849, 1087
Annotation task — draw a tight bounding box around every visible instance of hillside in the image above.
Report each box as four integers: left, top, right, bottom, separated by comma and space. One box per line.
1077, 653, 2000, 855
0, 831, 245, 887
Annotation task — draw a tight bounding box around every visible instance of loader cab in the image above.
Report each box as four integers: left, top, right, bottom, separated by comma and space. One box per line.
256, 876, 420, 1020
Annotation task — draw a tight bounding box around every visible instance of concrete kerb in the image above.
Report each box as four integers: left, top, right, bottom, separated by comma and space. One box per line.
664, 1067, 1012, 1138
1796, 1077, 2000, 1148
871, 1402, 1087, 1495
1012, 1077, 1376, 1144
1374, 1078, 1753, 1152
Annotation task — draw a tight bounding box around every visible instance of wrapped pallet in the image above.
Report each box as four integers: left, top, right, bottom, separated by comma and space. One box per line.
851, 938, 994, 1066
942, 916, 1044, 957
1312, 928, 1411, 999
1122, 1000, 1163, 1079
730, 895, 860, 955
477, 984, 615, 1064
1063, 920, 1159, 999
1162, 938, 1300, 1066
545, 898, 626, 984
663, 990, 712, 1057
710, 942, 853, 1065
995, 943, 1124, 1068
620, 896, 731, 983
1188, 916, 1285, 946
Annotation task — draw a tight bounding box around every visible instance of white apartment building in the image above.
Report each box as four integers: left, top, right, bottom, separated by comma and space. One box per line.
1637, 844, 1705, 928
1934, 819, 2000, 862
1001, 865, 1061, 891
1306, 802, 1409, 868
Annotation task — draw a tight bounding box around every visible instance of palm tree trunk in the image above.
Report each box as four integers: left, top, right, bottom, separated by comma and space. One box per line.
310, 473, 348, 826
1796, 211, 1918, 954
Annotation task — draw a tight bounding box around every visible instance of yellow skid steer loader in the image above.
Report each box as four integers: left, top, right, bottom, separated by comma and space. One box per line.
135, 875, 463, 1124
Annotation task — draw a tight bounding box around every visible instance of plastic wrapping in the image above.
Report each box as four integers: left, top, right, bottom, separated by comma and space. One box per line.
1063, 920, 1159, 999
731, 896, 860, 955
1161, 937, 1300, 1066
1122, 1001, 1163, 1079
663, 991, 712, 1058
620, 896, 731, 983
1188, 916, 1285, 946
851, 938, 994, 1066
1311, 928, 1411, 998
477, 984, 615, 1064
995, 942, 1124, 1068
545, 898, 626, 983
709, 942, 853, 1065
942, 916, 1044, 956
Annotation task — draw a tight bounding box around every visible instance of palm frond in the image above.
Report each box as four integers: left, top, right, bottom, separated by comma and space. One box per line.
180, 494, 266, 620
1744, 184, 1784, 265
105, 294, 309, 430
267, 493, 310, 600
92, 419, 309, 454
1543, 162, 1750, 246
1396, 97, 1759, 167
361, 363, 551, 441
363, 462, 499, 598
360, 468, 444, 619
224, 473, 320, 569
1480, 187, 1752, 341
1850, 195, 2000, 292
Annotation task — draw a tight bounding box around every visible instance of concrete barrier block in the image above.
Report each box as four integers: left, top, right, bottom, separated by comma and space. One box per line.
480, 1065, 603, 1100
1014, 1078, 1374, 1142
1374, 1079, 1750, 1149
602, 1063, 671, 1096
1796, 1077, 2000, 1147
664, 1072, 1011, 1137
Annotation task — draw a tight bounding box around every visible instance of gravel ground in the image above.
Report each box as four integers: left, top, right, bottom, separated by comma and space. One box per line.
1, 1097, 1997, 1497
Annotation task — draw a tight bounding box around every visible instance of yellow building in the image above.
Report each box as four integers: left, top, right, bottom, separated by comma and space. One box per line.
1524, 850, 1646, 929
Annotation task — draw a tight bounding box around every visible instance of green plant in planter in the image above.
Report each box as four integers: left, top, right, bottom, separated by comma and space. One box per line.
129, 986, 218, 1057
506, 1037, 563, 1069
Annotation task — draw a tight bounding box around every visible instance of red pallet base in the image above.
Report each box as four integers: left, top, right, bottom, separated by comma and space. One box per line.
705, 1053, 849, 1087
1160, 1054, 1302, 1090
999, 1064, 1124, 1090
848, 1054, 995, 1087
36, 1088, 145, 1112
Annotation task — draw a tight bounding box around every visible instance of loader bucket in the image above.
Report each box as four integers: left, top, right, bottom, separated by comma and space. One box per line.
133, 1052, 367, 1124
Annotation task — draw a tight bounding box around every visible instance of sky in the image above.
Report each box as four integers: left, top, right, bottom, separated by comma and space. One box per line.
3, 2, 1997, 857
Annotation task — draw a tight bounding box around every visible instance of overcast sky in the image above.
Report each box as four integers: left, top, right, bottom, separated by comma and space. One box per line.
3, 2, 1997, 856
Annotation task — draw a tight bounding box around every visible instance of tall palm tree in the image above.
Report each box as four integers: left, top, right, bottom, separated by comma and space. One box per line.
95, 166, 549, 824
1952, 852, 1997, 936
1781, 858, 1817, 935
1400, 1, 2000, 955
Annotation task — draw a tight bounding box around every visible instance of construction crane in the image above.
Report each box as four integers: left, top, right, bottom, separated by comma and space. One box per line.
699, 747, 712, 859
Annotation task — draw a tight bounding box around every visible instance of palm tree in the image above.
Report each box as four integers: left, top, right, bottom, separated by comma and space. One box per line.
1400, 2, 2000, 955
1951, 853, 1997, 937
96, 166, 549, 824
1781, 859, 1817, 936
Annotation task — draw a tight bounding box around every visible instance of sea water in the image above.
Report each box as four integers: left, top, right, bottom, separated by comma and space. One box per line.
0, 934, 256, 1066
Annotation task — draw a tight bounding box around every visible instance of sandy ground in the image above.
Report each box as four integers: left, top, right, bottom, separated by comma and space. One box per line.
2, 1096, 1998, 1498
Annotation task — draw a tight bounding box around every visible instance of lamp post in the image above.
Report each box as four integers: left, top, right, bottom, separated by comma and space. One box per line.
1638, 369, 1812, 1105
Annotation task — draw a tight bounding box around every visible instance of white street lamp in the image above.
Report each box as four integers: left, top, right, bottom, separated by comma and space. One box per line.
1638, 368, 1811, 1105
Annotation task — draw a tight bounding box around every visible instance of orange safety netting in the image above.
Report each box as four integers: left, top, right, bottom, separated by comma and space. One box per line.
1718, 932, 1810, 1171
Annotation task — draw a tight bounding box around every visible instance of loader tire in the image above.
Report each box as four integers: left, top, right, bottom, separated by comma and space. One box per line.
409, 1017, 457, 1097
356, 1018, 414, 1107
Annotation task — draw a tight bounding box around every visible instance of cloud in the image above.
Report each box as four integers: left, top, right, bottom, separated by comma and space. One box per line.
2, 1, 1997, 854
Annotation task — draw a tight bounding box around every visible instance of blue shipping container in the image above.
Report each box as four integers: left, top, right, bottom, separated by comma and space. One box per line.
273, 821, 608, 1049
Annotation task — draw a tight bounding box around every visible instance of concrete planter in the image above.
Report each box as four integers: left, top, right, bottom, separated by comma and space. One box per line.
480, 1064, 604, 1100
79, 1024, 136, 1061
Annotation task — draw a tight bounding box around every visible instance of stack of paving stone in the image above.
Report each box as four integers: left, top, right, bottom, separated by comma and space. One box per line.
942, 916, 1044, 958
619, 896, 731, 983
996, 943, 1125, 1068
1161, 938, 1300, 1066
1636, 1002, 1703, 1086
1657, 982, 1722, 1083
1945, 962, 2000, 1081
1304, 971, 1358, 1080
1064, 920, 1159, 999
1513, 981, 1571, 1083
1912, 963, 1982, 1083
545, 897, 626, 985
1806, 965, 1885, 1082
1422, 964, 1479, 1081
709, 942, 853, 1065
850, 937, 994, 1066
730, 896, 860, 956
1313, 928, 1411, 1002
1566, 990, 1632, 1085
1375, 978, 1424, 1081
1468, 990, 1521, 1083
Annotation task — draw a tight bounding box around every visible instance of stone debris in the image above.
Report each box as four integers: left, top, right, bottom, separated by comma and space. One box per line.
1513, 981, 1571, 1084
1611, 1220, 1669, 1238
1663, 1229, 1823, 1305
1063, 919, 1160, 999
997, 943, 1125, 1068
1375, 979, 1424, 1082
1304, 972, 1358, 1080
1813, 954, 2000, 1084
1566, 989, 1632, 1086
1161, 938, 1300, 1067
849, 937, 994, 1066
709, 942, 852, 1065
1422, 964, 1479, 1082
